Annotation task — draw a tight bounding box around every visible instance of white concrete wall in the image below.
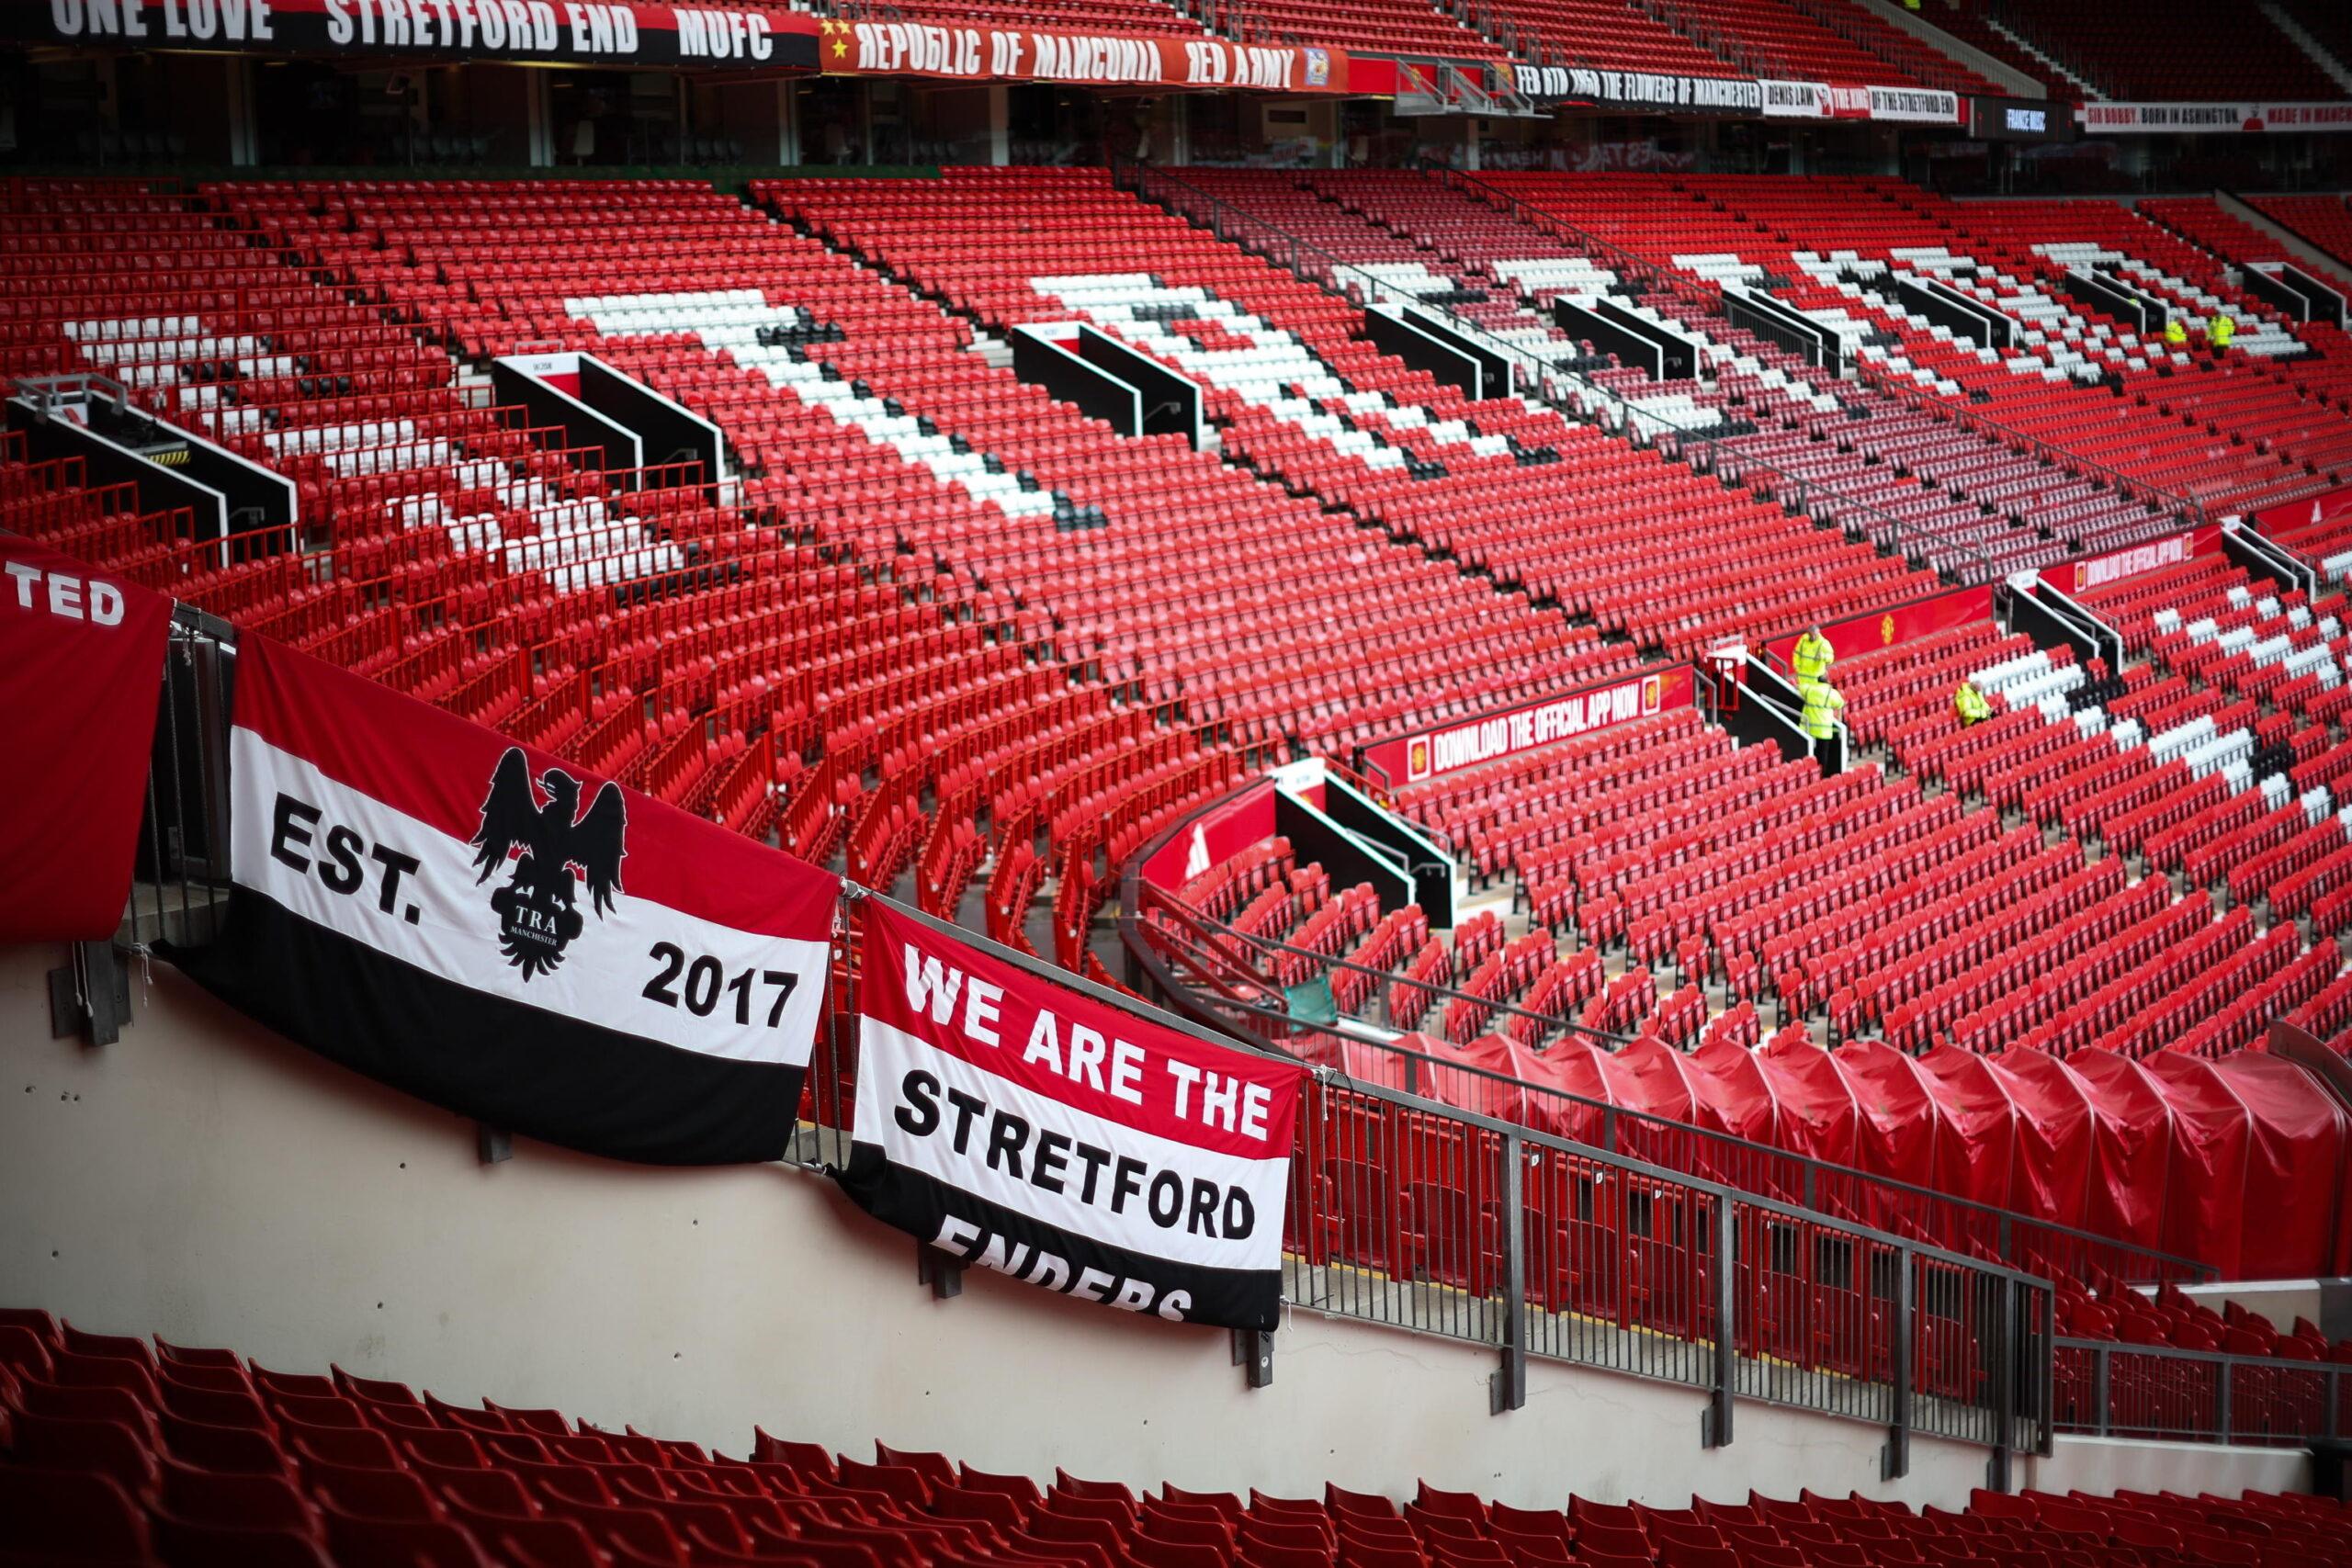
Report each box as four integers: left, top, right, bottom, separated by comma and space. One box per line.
0, 943, 2310, 1507
2025, 1436, 2312, 1499
2138, 1280, 2332, 1338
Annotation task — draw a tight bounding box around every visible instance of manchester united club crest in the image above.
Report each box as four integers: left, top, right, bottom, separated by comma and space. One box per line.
469, 749, 627, 980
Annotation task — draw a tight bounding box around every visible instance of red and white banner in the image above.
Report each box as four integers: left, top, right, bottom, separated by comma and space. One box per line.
1825, 83, 1872, 118
821, 17, 1349, 93
9, 0, 823, 68
838, 899, 1303, 1331
2053, 525, 2222, 596
0, 532, 174, 944
2082, 103, 2352, 135
172, 634, 839, 1165
1360, 666, 1695, 788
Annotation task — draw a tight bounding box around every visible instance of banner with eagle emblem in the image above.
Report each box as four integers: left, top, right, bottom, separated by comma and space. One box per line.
170, 634, 840, 1165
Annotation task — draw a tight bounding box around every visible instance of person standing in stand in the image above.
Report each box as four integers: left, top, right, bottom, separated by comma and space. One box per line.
1799, 678, 1846, 747
1792, 626, 1835, 687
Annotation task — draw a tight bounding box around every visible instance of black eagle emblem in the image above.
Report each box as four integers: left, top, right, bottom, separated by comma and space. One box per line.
469, 749, 627, 981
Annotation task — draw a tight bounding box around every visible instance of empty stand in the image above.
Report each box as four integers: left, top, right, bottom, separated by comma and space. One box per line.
1986, 0, 2342, 100
1136, 527, 2352, 1284
2194, 197, 2352, 304
1475, 173, 2352, 519
1905, 2, 2064, 97
2, 1315, 2346, 1567
1657, 0, 1998, 93
825, 164, 1941, 645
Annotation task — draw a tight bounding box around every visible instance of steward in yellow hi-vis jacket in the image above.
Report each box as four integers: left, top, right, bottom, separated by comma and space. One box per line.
2211, 314, 2236, 351
1792, 626, 1834, 684
1954, 681, 1992, 727
1800, 678, 1846, 742
2164, 317, 2188, 347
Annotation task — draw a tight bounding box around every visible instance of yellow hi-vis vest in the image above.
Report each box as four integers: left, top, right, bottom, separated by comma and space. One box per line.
1792, 630, 1833, 683
2212, 315, 2236, 349
1955, 682, 1991, 724
2165, 318, 2188, 346
1800, 681, 1845, 740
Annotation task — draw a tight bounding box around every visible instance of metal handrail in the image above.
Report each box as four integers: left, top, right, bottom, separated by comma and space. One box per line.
1108, 156, 1999, 584
1132, 875, 1637, 1051
2053, 1336, 2348, 1447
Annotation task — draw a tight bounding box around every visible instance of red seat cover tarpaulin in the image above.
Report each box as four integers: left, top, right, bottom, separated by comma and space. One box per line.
2068, 1050, 2177, 1260
2164, 1053, 2348, 1280
1917, 1044, 2019, 1214
1984, 1051, 2095, 1234
1520, 1037, 1631, 1147
1686, 1038, 1807, 1203
1689, 1036, 1786, 1145
1832, 1040, 1951, 1197
1293, 1030, 1416, 1093
1425, 1033, 1543, 1126
1611, 1034, 1709, 1169
1753, 1036, 1863, 1220
2139, 1052, 2250, 1277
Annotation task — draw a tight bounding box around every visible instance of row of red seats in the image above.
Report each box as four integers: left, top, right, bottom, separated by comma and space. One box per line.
1476, 174, 2352, 519
12, 1311, 2346, 1568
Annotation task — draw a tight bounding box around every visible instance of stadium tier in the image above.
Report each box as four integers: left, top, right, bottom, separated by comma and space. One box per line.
10, 171, 2352, 1264
2228, 198, 2352, 296
13, 0, 2352, 1529
1146, 168, 2185, 575
1464, 175, 2352, 517
1634, 0, 1998, 96
1901, 3, 2066, 99
1146, 553, 2352, 1277
4, 1315, 2350, 1568
1978, 0, 2344, 102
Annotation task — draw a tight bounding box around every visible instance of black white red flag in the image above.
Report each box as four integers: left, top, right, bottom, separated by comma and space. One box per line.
172, 633, 838, 1165
838, 899, 1304, 1331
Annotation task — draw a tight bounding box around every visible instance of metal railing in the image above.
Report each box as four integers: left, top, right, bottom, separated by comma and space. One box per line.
2054, 1338, 2350, 1447
127, 604, 240, 953
1119, 796, 2217, 1294
1108, 157, 2001, 585
817, 889, 2054, 1472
